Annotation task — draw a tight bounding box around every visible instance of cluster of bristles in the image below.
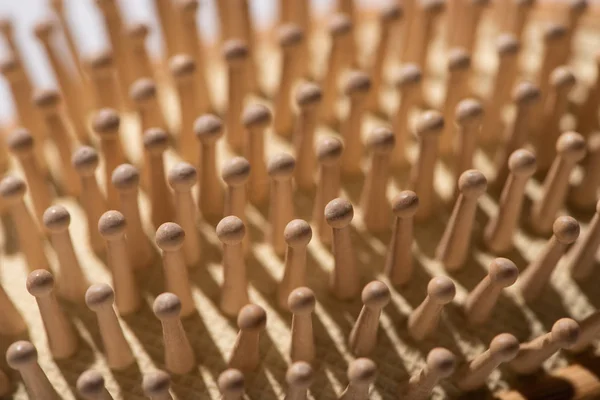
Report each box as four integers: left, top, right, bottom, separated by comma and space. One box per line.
0, 0, 599, 398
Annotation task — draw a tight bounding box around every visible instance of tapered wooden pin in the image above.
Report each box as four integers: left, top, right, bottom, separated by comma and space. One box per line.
339, 358, 377, 400
349, 281, 390, 357
34, 89, 80, 196
142, 370, 173, 400
456, 333, 520, 391
450, 0, 489, 52
485, 149, 536, 254
537, 24, 569, 109
268, 153, 296, 256
26, 269, 78, 359
92, 109, 127, 210
536, 67, 577, 172
77, 370, 114, 400
0, 284, 27, 336
493, 82, 540, 189
294, 82, 322, 191
6, 341, 59, 399
285, 362, 313, 400
385, 191, 419, 285
360, 127, 394, 233
170, 55, 200, 165
223, 40, 249, 153
402, 0, 445, 68
320, 14, 352, 125
85, 284, 135, 370
313, 137, 343, 245
279, 220, 312, 310
156, 223, 195, 317
72, 146, 108, 254
195, 114, 225, 224
0, 176, 49, 271
391, 64, 422, 168
530, 132, 586, 235
509, 318, 580, 375
454, 99, 484, 180
569, 133, 600, 211
85, 50, 121, 111
520, 216, 580, 303
222, 157, 251, 253
229, 304, 267, 372
274, 24, 304, 138
502, 0, 535, 39
43, 205, 89, 303
576, 52, 600, 135
217, 216, 249, 317
436, 170, 487, 271
325, 198, 360, 300
408, 276, 456, 341
243, 104, 272, 206
402, 348, 456, 400
569, 311, 600, 353
7, 128, 53, 224
288, 287, 316, 364
340, 71, 372, 177
218, 369, 245, 400
153, 293, 196, 375
130, 78, 167, 136
168, 163, 201, 268
410, 110, 444, 221
464, 258, 519, 325
144, 128, 175, 227
561, 0, 588, 64
569, 199, 600, 281
126, 23, 153, 81
98, 211, 142, 315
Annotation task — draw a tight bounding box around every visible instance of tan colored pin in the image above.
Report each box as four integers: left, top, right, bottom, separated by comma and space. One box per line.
485, 149, 536, 254
274, 24, 304, 138
456, 333, 520, 391
0, 283, 27, 336
288, 287, 316, 364
561, 0, 588, 64
576, 52, 600, 135
391, 64, 422, 168
325, 198, 360, 300
436, 170, 487, 271
360, 127, 395, 233
569, 311, 600, 354
530, 132, 586, 235
98, 211, 142, 315
153, 293, 196, 374
313, 137, 343, 245
26, 269, 78, 359
268, 153, 296, 256
43, 205, 89, 303
222, 157, 251, 254
464, 258, 519, 325
278, 220, 312, 310
503, 0, 535, 39
126, 22, 153, 81
520, 216, 580, 303
195, 114, 225, 224
285, 362, 314, 400
111, 164, 154, 270
217, 216, 249, 317
85, 284, 135, 370
402, 348, 456, 400
0, 176, 49, 271
144, 128, 175, 227
156, 223, 195, 317
77, 370, 114, 400
223, 40, 249, 153
569, 199, 600, 281
440, 48, 471, 155
340, 71, 372, 177
294, 82, 322, 191
402, 0, 445, 67
151, 0, 178, 56
349, 281, 391, 357
450, 0, 489, 53
243, 104, 272, 206
168, 162, 201, 268
130, 78, 167, 135
6, 341, 59, 399
410, 110, 444, 221
569, 133, 600, 211
142, 370, 173, 400
509, 318, 580, 375
454, 99, 484, 180
385, 191, 419, 286
229, 304, 267, 372
218, 369, 245, 400
92, 109, 127, 210
85, 49, 121, 111
33, 89, 80, 196
7, 128, 53, 224
236, 0, 260, 94
215, 0, 231, 40
72, 146, 108, 254
408, 276, 456, 341
339, 358, 377, 400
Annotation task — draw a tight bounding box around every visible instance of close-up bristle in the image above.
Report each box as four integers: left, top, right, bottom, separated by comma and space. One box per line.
0, 0, 600, 399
